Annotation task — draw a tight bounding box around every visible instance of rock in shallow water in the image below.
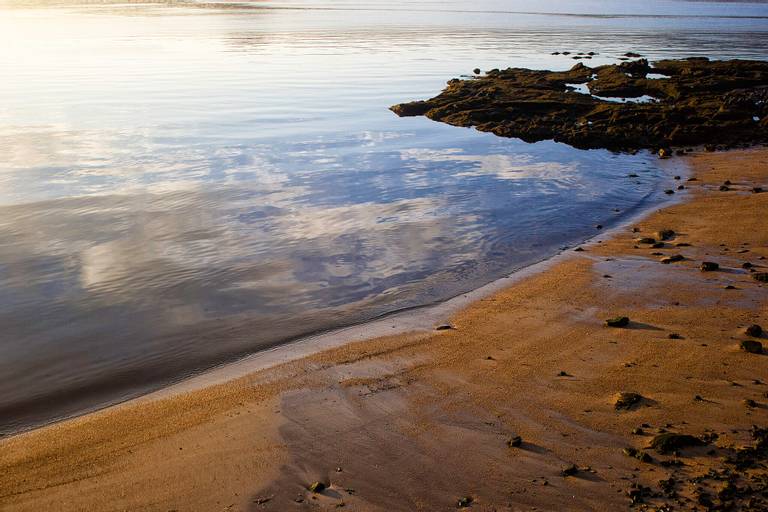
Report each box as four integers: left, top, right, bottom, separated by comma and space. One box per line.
390, 58, 768, 152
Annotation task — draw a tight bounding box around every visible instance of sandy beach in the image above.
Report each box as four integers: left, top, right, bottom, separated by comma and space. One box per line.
2, 147, 767, 511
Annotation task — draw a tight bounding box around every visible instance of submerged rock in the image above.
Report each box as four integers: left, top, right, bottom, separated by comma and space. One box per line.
390, 58, 768, 152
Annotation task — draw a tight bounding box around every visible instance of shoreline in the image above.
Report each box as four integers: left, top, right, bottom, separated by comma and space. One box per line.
1, 153, 685, 440
2, 148, 767, 511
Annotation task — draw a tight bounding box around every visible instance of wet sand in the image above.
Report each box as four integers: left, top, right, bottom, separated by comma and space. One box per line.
1, 148, 767, 511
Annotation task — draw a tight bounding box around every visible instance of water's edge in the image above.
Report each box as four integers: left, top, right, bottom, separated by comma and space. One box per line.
1, 154, 691, 440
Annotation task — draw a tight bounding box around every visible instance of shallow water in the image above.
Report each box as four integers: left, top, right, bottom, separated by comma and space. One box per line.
1, 0, 767, 435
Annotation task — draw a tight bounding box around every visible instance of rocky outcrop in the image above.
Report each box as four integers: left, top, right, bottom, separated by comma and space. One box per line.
390, 58, 768, 152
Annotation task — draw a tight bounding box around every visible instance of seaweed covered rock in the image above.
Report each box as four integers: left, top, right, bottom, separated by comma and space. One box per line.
391, 58, 768, 152
308, 481, 327, 493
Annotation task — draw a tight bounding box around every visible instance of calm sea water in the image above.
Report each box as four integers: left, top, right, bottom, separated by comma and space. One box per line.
1, 0, 767, 435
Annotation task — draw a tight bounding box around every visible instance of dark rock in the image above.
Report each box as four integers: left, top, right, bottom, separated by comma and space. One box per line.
308, 482, 327, 493
436, 324, 455, 331
632, 427, 645, 435
743, 262, 754, 269
668, 333, 682, 339
746, 324, 763, 337
637, 237, 656, 244
623, 447, 654, 463
650, 433, 704, 454
664, 189, 675, 195
753, 186, 764, 193
720, 185, 731, 191
508, 435, 523, 447
753, 272, 768, 282
390, 58, 768, 153
744, 398, 758, 408
561, 464, 579, 476
615, 392, 644, 410
606, 316, 630, 328
574, 247, 585, 252
457, 496, 473, 508
656, 229, 675, 240
740, 339, 763, 354
700, 261, 720, 272
651, 242, 665, 249
661, 254, 684, 264
473, 68, 481, 75
595, 224, 603, 229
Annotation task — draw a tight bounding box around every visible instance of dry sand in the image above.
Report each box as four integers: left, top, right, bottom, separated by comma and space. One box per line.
1, 148, 767, 511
